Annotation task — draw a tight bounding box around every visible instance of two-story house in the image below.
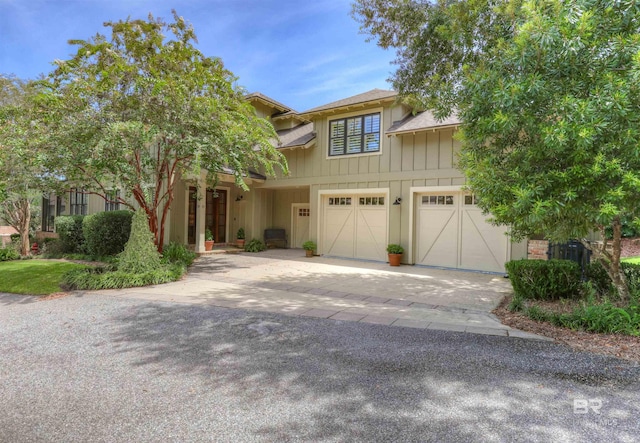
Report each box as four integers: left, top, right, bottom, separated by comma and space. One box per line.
41, 89, 526, 272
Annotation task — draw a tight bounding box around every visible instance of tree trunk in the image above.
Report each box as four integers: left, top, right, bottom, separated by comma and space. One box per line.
608, 218, 629, 302
19, 199, 30, 256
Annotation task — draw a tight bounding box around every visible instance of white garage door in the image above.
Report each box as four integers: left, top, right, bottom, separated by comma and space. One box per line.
415, 193, 509, 272
322, 195, 387, 261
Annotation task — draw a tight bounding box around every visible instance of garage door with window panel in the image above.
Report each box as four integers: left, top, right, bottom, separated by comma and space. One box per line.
322, 195, 387, 261
415, 193, 509, 272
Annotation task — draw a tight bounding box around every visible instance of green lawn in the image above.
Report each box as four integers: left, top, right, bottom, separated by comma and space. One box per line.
622, 256, 640, 264
0, 260, 87, 295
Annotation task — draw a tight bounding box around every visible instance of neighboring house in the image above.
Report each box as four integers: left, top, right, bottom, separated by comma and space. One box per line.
0, 225, 18, 248
40, 89, 527, 272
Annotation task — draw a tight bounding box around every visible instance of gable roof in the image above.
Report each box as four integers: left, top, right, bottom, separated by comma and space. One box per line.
300, 89, 398, 117
386, 111, 461, 136
246, 92, 293, 114
276, 123, 316, 149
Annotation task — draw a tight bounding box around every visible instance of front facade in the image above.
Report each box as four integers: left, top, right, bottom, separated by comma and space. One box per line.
42, 89, 526, 273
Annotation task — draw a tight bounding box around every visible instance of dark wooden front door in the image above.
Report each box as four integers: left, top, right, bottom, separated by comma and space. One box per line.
188, 187, 197, 244
206, 189, 227, 243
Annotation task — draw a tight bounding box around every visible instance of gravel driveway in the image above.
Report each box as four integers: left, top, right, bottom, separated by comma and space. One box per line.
1, 292, 638, 442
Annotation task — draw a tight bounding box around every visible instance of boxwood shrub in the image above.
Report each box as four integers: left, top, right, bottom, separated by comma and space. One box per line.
83, 210, 133, 257
505, 259, 581, 300
55, 215, 86, 253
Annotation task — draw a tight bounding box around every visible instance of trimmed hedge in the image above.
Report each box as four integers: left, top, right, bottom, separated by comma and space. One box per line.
118, 209, 161, 273
83, 210, 133, 257
55, 215, 85, 254
505, 259, 581, 300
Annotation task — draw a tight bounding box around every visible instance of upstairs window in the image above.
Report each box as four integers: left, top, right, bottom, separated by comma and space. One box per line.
329, 113, 381, 156
105, 190, 121, 211
69, 188, 88, 215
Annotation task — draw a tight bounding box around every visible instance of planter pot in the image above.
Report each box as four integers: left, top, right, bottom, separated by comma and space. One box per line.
388, 253, 402, 266
204, 240, 214, 251
305, 249, 314, 257
237, 239, 245, 248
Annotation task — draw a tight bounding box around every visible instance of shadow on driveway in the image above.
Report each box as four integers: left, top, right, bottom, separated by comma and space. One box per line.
109, 300, 640, 441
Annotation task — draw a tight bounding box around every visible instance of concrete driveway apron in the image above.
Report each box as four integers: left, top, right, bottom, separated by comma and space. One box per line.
97, 249, 547, 340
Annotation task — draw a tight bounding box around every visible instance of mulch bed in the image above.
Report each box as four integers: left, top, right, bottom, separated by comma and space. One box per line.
493, 296, 640, 362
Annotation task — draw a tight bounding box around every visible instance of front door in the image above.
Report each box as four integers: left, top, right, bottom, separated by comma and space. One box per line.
206, 189, 227, 243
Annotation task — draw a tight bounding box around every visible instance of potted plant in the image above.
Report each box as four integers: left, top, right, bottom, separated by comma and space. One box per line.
386, 244, 404, 266
236, 228, 245, 248
204, 228, 214, 251
302, 240, 316, 257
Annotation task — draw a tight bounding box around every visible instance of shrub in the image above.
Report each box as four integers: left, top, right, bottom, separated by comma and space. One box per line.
41, 238, 65, 256
518, 302, 640, 336
118, 209, 161, 273
161, 242, 196, 267
0, 247, 19, 261
55, 215, 86, 253
302, 240, 316, 251
505, 259, 581, 300
62, 264, 185, 290
584, 261, 615, 297
244, 238, 266, 253
237, 228, 245, 240
83, 210, 133, 257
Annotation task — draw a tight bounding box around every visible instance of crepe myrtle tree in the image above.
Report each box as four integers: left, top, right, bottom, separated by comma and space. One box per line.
0, 76, 52, 255
458, 0, 640, 301
46, 11, 287, 252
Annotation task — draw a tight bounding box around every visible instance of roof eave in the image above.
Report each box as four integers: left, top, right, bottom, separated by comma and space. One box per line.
278, 139, 316, 151
299, 97, 397, 120
386, 123, 460, 137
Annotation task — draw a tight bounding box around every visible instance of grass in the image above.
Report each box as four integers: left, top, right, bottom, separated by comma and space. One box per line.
622, 256, 640, 264
0, 260, 87, 295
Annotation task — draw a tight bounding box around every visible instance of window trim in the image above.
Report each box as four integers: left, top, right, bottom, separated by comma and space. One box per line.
325, 107, 383, 160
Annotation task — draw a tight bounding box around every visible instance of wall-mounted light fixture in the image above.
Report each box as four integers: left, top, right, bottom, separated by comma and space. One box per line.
235, 195, 244, 202
393, 197, 402, 205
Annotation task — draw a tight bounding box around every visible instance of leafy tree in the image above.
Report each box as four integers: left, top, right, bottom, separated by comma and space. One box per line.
47, 11, 287, 251
352, 0, 524, 118
354, 0, 640, 300
459, 0, 640, 300
0, 76, 51, 255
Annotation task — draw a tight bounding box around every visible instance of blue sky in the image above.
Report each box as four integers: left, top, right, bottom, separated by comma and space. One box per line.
0, 0, 395, 111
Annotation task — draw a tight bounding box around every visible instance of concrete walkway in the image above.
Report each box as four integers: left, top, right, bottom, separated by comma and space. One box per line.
96, 249, 548, 340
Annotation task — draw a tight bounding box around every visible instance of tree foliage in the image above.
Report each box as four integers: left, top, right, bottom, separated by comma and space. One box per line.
352, 0, 523, 118
354, 0, 640, 300
459, 0, 640, 300
47, 11, 287, 251
0, 76, 52, 255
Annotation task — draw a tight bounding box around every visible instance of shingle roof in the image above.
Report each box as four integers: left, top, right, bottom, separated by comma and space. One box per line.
246, 92, 294, 114
386, 111, 461, 135
300, 89, 398, 116
276, 123, 316, 149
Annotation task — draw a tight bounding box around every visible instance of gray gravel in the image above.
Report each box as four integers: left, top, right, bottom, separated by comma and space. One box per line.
1, 292, 639, 442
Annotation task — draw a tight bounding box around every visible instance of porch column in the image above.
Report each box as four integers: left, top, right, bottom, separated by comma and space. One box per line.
194, 179, 206, 253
